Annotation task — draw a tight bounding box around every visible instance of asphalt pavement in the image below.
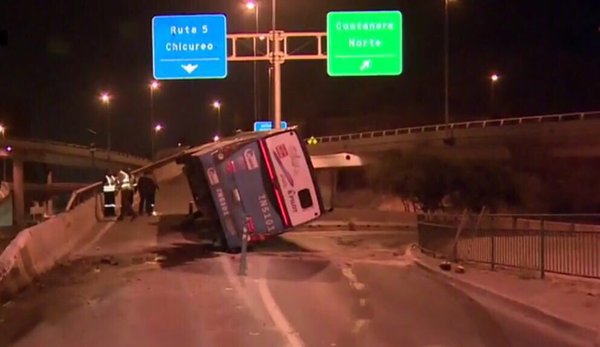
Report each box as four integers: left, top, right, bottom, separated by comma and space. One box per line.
0, 175, 589, 347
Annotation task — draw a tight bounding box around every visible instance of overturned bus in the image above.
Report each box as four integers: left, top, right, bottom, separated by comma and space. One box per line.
176, 128, 325, 252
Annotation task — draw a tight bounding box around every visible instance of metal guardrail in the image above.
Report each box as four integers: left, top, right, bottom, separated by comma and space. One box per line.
312, 110, 600, 144
64, 148, 189, 212
418, 213, 600, 279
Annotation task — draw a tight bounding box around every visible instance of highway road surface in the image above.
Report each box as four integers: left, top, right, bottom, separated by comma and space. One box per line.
0, 175, 588, 347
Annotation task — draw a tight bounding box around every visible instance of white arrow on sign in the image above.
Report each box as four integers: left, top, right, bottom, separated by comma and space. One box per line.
359, 59, 372, 71
181, 64, 198, 74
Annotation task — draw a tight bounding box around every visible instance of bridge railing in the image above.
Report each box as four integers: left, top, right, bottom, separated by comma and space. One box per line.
312, 110, 600, 144
0, 136, 149, 163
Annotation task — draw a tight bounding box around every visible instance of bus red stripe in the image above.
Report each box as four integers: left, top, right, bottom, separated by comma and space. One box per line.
258, 140, 291, 227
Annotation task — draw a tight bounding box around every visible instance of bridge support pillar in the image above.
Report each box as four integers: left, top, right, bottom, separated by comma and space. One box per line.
12, 158, 24, 228
316, 169, 337, 211
46, 170, 53, 216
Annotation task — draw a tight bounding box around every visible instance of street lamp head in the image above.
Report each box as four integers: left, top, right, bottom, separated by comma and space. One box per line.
491, 74, 500, 82
213, 135, 220, 142
154, 124, 164, 133
100, 92, 111, 104
245, 1, 257, 10
212, 101, 221, 109
150, 80, 159, 90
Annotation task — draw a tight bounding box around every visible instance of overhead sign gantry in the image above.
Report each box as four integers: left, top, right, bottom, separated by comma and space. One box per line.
151, 10, 403, 127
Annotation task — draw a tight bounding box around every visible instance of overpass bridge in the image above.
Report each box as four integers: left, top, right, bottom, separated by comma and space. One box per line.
4, 110, 600, 226
0, 137, 149, 170
307, 111, 600, 160
0, 136, 150, 227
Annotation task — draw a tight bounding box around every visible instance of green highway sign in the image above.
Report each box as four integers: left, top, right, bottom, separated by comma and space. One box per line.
327, 11, 402, 77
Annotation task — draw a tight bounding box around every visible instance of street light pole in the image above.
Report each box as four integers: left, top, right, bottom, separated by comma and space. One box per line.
149, 81, 159, 160
444, 0, 450, 132
0, 125, 6, 182
271, 0, 282, 130
100, 93, 111, 158
490, 73, 499, 117
246, 1, 260, 122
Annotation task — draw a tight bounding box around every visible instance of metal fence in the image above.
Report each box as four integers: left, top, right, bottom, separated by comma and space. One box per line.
417, 213, 600, 279
312, 110, 600, 144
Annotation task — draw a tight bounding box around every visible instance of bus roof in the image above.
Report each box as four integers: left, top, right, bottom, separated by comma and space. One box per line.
184, 128, 296, 158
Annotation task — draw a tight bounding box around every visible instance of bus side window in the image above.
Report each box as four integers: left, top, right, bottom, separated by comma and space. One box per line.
298, 189, 313, 209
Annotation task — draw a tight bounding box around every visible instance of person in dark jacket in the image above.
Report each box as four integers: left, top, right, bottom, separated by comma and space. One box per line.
136, 171, 159, 216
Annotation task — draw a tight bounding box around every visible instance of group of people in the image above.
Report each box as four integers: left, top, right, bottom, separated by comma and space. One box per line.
102, 168, 159, 221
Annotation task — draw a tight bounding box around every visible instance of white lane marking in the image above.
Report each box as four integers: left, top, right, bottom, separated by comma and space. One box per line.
352, 319, 369, 334
257, 277, 305, 347
341, 266, 366, 291
341, 264, 372, 336
219, 256, 305, 347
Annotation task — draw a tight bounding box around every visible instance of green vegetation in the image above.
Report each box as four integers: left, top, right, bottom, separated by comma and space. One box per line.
367, 151, 518, 212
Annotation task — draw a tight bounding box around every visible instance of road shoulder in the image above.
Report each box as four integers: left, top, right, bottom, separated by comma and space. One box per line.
406, 245, 600, 346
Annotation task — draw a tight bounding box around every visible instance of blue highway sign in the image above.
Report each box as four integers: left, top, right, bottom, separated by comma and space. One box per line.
152, 14, 227, 80
253, 121, 288, 132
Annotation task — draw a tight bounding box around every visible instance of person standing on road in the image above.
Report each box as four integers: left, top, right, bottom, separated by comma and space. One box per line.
117, 168, 137, 221
136, 171, 159, 216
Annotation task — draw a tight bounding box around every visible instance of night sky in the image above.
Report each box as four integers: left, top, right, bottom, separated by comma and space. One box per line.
0, 1, 599, 156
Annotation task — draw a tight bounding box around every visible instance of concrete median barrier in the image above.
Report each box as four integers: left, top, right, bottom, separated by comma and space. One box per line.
0, 162, 184, 301
0, 194, 99, 300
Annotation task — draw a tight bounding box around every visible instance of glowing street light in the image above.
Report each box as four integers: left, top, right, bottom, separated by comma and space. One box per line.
212, 101, 222, 136
245, 1, 256, 10
151, 123, 164, 160
490, 74, 500, 82
213, 135, 220, 142
100, 92, 111, 104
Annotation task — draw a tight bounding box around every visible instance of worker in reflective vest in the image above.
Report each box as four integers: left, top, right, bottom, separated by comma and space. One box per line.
102, 171, 117, 217
117, 168, 137, 221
